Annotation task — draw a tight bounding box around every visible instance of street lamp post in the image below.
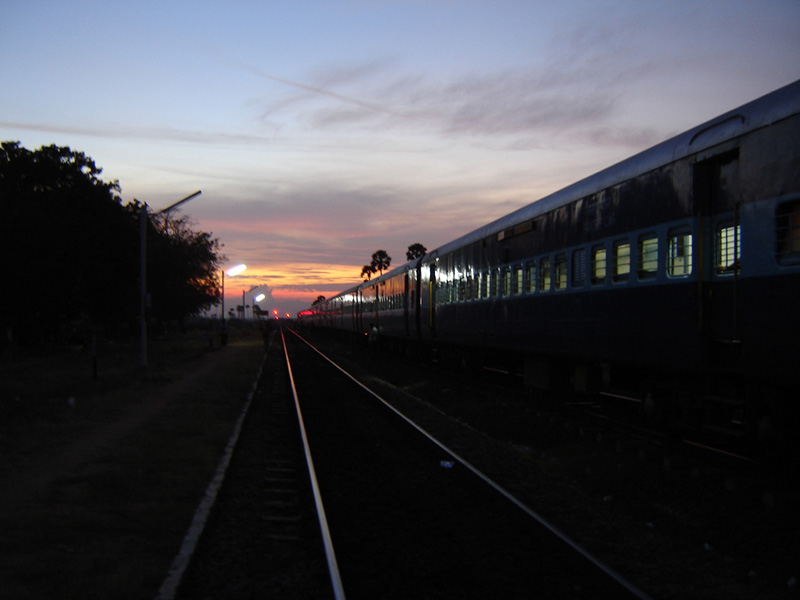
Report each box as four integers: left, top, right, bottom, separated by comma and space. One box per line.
221, 263, 247, 321
139, 190, 202, 368
220, 263, 246, 343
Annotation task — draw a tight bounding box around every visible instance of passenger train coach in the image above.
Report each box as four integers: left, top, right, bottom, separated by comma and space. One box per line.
300, 80, 800, 448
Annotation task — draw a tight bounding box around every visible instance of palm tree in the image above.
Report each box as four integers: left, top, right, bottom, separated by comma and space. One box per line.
406, 243, 427, 261
371, 249, 392, 276
361, 264, 377, 281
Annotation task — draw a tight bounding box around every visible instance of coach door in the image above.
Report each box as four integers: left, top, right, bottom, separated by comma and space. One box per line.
693, 149, 741, 364
429, 263, 437, 339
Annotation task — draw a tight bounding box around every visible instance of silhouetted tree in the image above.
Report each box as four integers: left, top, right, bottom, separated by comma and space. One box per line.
406, 243, 427, 261
361, 264, 377, 281
370, 249, 391, 276
0, 141, 222, 347
147, 210, 223, 325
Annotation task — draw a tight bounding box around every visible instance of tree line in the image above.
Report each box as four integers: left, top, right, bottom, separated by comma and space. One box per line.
0, 142, 223, 349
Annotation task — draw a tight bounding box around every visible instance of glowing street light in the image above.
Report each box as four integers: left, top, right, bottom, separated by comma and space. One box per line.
227, 263, 247, 277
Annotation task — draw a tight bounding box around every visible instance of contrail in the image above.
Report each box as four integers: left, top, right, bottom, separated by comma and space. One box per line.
238, 62, 406, 118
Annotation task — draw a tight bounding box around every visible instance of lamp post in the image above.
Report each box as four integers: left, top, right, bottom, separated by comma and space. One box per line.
221, 263, 247, 321
139, 190, 202, 368
220, 263, 246, 343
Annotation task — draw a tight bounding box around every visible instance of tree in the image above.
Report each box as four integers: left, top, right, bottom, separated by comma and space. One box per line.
147, 211, 223, 324
406, 243, 427, 261
1, 142, 137, 344
370, 249, 392, 276
360, 264, 377, 282
312, 295, 325, 306
0, 141, 223, 347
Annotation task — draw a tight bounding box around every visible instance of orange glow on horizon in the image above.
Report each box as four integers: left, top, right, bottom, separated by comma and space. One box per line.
220, 261, 362, 309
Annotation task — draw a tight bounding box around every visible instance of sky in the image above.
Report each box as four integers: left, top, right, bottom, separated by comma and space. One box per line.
3, 1, 799, 317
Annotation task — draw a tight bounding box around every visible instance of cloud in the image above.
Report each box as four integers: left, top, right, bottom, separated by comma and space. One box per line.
243, 45, 666, 155
0, 120, 272, 147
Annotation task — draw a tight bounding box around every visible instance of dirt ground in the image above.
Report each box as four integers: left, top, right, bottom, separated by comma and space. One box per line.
0, 329, 265, 600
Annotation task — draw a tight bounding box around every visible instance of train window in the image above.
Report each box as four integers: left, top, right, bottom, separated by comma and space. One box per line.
613, 241, 631, 282
526, 262, 537, 293
716, 224, 740, 274
572, 249, 586, 287
478, 272, 488, 299
638, 234, 658, 279
513, 265, 524, 294
502, 268, 512, 296
489, 270, 499, 298
539, 257, 552, 292
554, 254, 567, 290
591, 246, 607, 285
776, 200, 800, 265
668, 231, 693, 276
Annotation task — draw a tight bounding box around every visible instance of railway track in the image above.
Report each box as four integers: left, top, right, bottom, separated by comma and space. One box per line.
165, 328, 651, 599
170, 331, 336, 599
288, 329, 800, 599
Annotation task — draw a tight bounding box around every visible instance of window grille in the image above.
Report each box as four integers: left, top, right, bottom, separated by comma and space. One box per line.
614, 241, 631, 282
554, 254, 567, 290
572, 249, 586, 287
526, 262, 537, 293
539, 258, 551, 292
592, 246, 606, 284
776, 200, 800, 265
716, 224, 740, 273
668, 232, 693, 276
638, 235, 658, 279
513, 265, 524, 294
502, 268, 512, 296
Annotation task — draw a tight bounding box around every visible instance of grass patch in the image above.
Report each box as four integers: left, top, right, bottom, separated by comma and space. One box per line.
0, 324, 266, 599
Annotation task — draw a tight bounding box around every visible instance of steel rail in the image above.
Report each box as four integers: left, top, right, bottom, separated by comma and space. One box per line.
281, 330, 347, 600
287, 328, 653, 600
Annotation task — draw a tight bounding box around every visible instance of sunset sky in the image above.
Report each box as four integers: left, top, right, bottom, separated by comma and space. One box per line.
3, 1, 799, 316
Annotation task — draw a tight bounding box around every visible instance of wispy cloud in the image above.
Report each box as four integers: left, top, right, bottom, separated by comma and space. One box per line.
243, 49, 666, 153
0, 120, 273, 147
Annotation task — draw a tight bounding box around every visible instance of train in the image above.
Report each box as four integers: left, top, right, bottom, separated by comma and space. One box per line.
299, 80, 800, 450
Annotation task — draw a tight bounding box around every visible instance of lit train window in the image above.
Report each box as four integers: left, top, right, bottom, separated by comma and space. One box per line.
490, 270, 499, 297
502, 268, 512, 296
513, 265, 524, 294
539, 257, 551, 292
638, 235, 658, 279
554, 254, 567, 290
668, 232, 693, 276
613, 241, 631, 282
715, 224, 740, 273
479, 272, 489, 298
776, 200, 800, 265
592, 246, 606, 284
572, 249, 586, 287
526, 262, 537, 293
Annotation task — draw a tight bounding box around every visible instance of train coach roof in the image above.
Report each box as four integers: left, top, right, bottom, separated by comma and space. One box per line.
425, 79, 800, 261
310, 80, 800, 307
